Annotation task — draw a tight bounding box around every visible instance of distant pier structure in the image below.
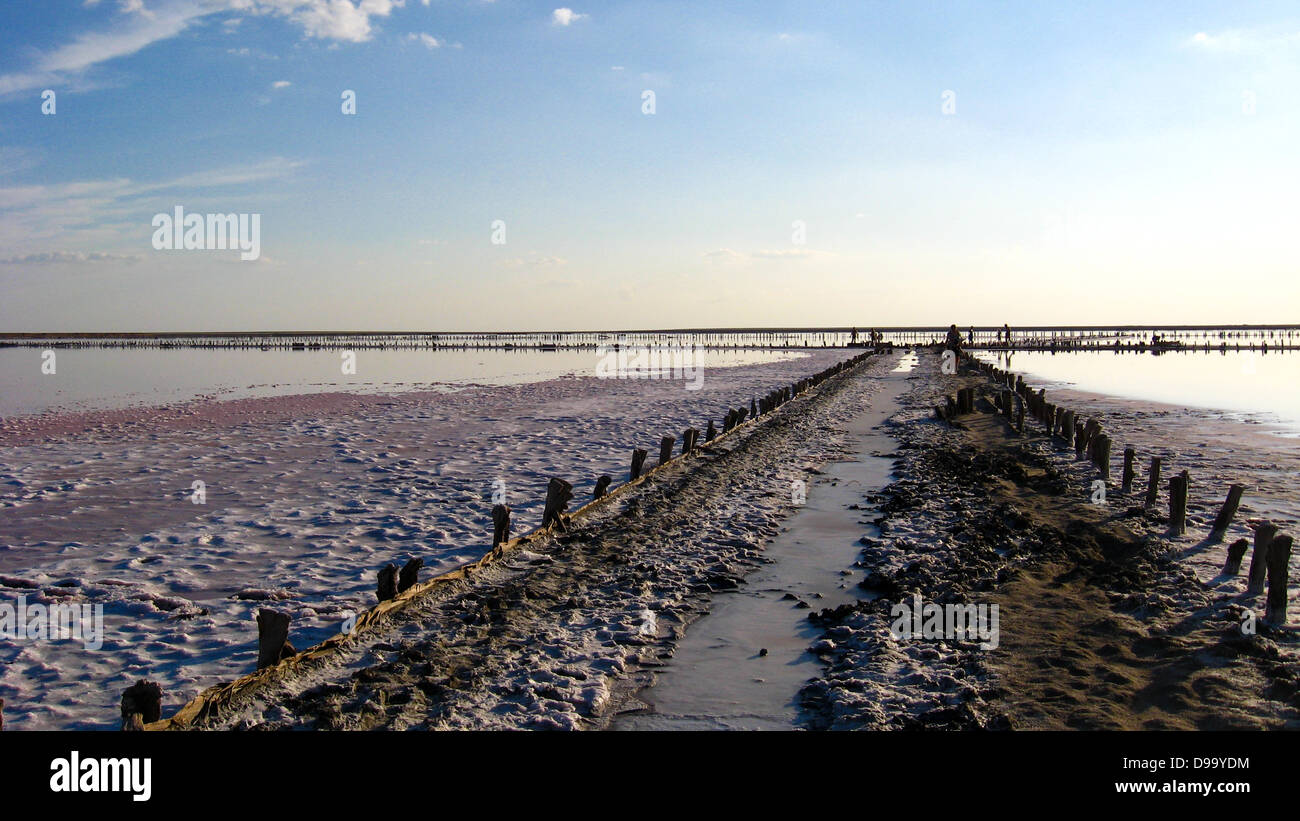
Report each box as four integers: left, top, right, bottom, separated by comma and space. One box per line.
0, 325, 1295, 352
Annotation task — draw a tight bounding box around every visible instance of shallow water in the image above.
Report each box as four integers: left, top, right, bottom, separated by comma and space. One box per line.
974, 350, 1300, 434
0, 347, 808, 417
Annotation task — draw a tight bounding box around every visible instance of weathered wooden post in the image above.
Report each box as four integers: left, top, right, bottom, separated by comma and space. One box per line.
1144, 457, 1162, 507
120, 680, 162, 731
1001, 390, 1012, 418
256, 608, 294, 669
398, 557, 423, 593
492, 503, 511, 547
1246, 523, 1279, 595
658, 435, 675, 465
593, 475, 613, 500
1265, 534, 1293, 624
1074, 423, 1086, 459
542, 477, 575, 530
629, 448, 648, 480
1208, 484, 1245, 543
1015, 397, 1025, 434
751, 398, 758, 418
1223, 538, 1250, 576
1169, 473, 1188, 536
1095, 435, 1111, 480
376, 564, 398, 603
1121, 447, 1136, 494
705, 420, 716, 441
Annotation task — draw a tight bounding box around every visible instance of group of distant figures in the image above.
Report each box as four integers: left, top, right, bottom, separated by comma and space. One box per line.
944, 324, 1014, 354
851, 325, 1014, 350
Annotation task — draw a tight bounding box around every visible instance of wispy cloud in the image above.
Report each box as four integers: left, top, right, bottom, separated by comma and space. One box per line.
504, 253, 567, 268
704, 247, 823, 262
1185, 26, 1300, 54
271, 79, 291, 88
407, 32, 441, 49
0, 157, 301, 251
0, 250, 143, 264
0, 0, 405, 98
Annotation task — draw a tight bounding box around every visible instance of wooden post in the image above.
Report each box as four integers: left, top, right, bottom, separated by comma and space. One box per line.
256, 608, 294, 669
1223, 538, 1250, 576
705, 420, 716, 441
1095, 435, 1111, 480
1169, 473, 1188, 536
1144, 457, 1162, 507
120, 680, 162, 730
1015, 397, 1025, 434
1074, 423, 1086, 459
542, 477, 575, 531
629, 448, 648, 480
398, 557, 423, 592
1265, 534, 1293, 624
593, 475, 612, 500
1246, 523, 1278, 595
1208, 484, 1245, 543
1121, 447, 1136, 494
376, 564, 398, 603
658, 435, 675, 464
492, 503, 511, 547
1000, 390, 1012, 418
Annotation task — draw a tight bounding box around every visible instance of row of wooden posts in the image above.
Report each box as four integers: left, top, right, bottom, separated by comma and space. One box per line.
937, 356, 1293, 628
116, 350, 874, 729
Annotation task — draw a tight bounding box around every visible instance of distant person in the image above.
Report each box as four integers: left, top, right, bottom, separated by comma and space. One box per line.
967, 327, 974, 345
944, 324, 962, 354
1003, 324, 1011, 345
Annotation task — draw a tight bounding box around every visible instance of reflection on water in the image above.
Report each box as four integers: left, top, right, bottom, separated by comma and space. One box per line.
974, 350, 1300, 434
0, 347, 809, 417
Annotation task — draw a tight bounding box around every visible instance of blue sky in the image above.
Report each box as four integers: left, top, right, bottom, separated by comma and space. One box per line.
1, 1, 1298, 331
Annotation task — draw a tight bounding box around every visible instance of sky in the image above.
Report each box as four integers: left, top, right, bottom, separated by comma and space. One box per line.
1, 0, 1298, 331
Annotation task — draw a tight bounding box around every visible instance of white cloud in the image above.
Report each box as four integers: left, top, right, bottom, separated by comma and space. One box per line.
551, 8, 586, 26
0, 0, 406, 97
407, 32, 440, 48
118, 0, 155, 17
271, 79, 291, 88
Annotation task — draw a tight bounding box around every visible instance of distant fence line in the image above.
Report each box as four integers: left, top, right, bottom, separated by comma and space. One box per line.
1, 325, 1297, 352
